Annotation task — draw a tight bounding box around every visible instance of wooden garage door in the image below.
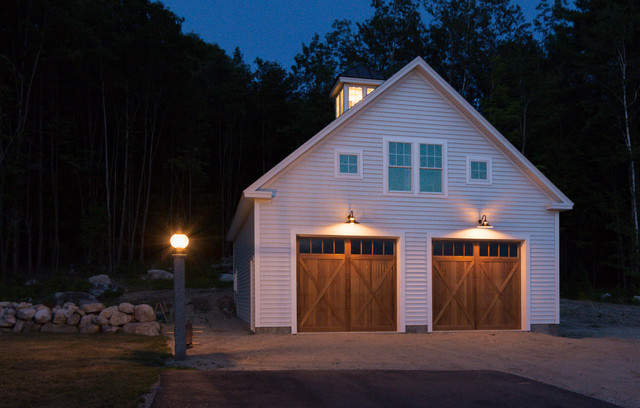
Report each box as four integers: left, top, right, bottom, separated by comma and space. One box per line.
432, 240, 521, 331
297, 238, 396, 332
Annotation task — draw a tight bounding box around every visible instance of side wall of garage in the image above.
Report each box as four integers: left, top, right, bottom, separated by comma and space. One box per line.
233, 209, 254, 324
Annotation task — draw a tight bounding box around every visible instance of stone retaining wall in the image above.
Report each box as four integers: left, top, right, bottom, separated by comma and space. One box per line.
0, 301, 161, 336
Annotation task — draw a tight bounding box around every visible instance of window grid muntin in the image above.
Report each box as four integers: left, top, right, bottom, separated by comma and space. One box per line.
339, 154, 358, 174
351, 239, 395, 255
434, 240, 518, 258
470, 161, 488, 180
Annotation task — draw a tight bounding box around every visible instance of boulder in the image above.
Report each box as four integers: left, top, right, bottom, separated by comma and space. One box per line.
0, 301, 11, 308
91, 315, 109, 326
12, 319, 25, 333
66, 313, 81, 326
0, 314, 16, 328
81, 303, 105, 314
123, 322, 160, 336
62, 304, 79, 319
88, 274, 113, 296
52, 310, 67, 325
146, 269, 174, 280
220, 273, 234, 282
16, 302, 32, 310
78, 315, 100, 333
101, 325, 121, 334
99, 305, 118, 320
134, 304, 156, 322
77, 309, 86, 317
109, 310, 132, 326
118, 302, 135, 314
33, 307, 52, 324
54, 291, 98, 306
41, 323, 78, 333
16, 307, 36, 321
2, 307, 16, 316
633, 295, 640, 304
23, 321, 41, 332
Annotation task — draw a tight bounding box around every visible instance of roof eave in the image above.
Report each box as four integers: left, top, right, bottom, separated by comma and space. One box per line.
546, 202, 574, 212
226, 190, 274, 241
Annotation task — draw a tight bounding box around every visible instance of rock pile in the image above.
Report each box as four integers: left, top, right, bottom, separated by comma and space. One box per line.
0, 301, 160, 336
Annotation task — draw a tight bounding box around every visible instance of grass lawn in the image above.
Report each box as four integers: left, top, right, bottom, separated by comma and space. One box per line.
0, 333, 171, 408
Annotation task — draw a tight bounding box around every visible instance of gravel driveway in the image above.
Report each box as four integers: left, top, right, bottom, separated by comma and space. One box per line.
120, 289, 640, 408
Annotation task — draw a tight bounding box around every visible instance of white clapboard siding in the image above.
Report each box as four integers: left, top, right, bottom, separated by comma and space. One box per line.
249, 70, 559, 328
233, 210, 254, 323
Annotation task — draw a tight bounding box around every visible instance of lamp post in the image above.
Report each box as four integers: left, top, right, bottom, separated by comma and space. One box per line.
170, 233, 189, 361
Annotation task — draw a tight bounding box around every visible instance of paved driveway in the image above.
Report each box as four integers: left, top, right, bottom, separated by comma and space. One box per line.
152, 370, 621, 408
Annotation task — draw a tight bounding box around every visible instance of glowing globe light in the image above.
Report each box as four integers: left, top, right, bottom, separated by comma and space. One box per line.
170, 234, 189, 249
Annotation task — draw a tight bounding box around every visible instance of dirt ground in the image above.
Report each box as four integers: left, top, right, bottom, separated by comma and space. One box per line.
119, 289, 640, 408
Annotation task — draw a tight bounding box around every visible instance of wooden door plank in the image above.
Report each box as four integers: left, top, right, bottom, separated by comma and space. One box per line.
432, 259, 475, 330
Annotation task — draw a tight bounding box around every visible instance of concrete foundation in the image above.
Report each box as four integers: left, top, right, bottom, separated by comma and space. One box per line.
405, 325, 428, 334
254, 326, 292, 334
530, 324, 559, 336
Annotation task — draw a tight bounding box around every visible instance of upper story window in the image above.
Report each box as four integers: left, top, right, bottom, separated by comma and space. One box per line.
466, 155, 492, 185
334, 149, 363, 179
388, 142, 412, 191
420, 144, 442, 192
383, 137, 447, 195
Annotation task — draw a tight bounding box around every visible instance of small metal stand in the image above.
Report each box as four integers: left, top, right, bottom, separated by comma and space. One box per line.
155, 302, 172, 324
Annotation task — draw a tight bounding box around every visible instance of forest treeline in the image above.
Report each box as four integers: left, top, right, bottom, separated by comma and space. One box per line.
1, 0, 638, 296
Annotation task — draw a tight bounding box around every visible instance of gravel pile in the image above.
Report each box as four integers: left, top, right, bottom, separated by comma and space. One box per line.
560, 298, 640, 327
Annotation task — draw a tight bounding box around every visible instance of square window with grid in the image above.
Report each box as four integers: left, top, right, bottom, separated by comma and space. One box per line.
470, 161, 487, 180
339, 154, 358, 174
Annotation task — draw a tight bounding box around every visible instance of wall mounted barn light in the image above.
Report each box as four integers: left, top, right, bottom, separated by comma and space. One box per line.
477, 215, 493, 229
346, 210, 359, 224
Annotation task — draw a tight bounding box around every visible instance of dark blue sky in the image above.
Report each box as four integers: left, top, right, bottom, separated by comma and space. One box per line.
159, 0, 542, 70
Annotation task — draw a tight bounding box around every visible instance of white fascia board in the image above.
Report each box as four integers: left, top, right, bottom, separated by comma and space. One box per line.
244, 190, 274, 199
411, 58, 574, 209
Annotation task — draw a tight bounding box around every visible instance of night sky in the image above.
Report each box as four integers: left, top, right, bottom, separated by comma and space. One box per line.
159, 0, 543, 70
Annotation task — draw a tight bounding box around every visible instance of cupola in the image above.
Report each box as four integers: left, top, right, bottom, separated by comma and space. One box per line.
330, 64, 386, 118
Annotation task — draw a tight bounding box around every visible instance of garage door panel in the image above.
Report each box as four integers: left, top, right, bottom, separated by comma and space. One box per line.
433, 241, 521, 331
298, 238, 396, 332
432, 259, 475, 330
351, 258, 396, 331
297, 257, 347, 332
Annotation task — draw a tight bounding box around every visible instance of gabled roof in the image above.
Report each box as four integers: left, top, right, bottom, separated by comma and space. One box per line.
227, 57, 573, 241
